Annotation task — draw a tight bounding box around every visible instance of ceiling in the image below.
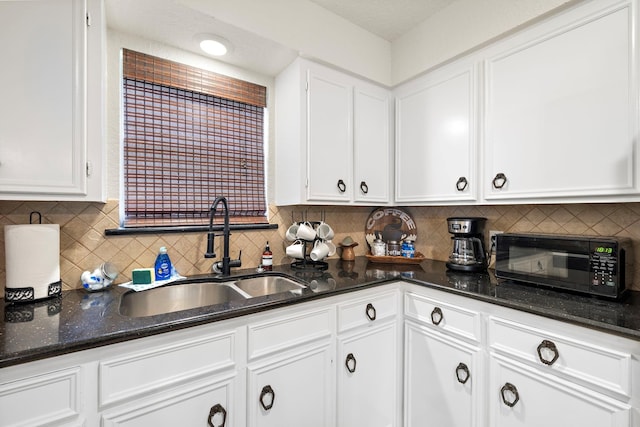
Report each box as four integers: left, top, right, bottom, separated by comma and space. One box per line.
106, 0, 457, 76
309, 0, 456, 41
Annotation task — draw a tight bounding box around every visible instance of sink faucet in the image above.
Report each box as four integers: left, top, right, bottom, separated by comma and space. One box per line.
205, 196, 241, 276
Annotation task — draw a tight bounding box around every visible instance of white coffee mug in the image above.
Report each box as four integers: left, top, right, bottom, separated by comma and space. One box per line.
324, 240, 337, 256
296, 221, 316, 241
286, 240, 306, 259
310, 240, 330, 261
316, 222, 334, 240
285, 223, 299, 241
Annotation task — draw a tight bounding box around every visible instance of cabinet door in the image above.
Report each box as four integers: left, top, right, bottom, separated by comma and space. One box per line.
489, 354, 630, 427
247, 344, 333, 427
338, 322, 398, 427
395, 63, 477, 203
307, 66, 352, 202
354, 83, 391, 203
404, 322, 481, 427
102, 374, 236, 427
0, 0, 103, 200
484, 3, 636, 201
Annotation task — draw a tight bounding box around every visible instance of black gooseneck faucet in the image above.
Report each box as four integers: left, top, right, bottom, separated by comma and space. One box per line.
205, 196, 241, 275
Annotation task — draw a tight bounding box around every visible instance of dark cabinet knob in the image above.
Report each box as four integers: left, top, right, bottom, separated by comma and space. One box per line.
456, 177, 468, 191
207, 404, 227, 427
337, 179, 346, 193
537, 339, 559, 365
431, 307, 443, 325
500, 382, 520, 407
492, 173, 507, 189
365, 303, 376, 321
360, 181, 369, 194
455, 363, 470, 384
345, 353, 357, 373
259, 385, 275, 411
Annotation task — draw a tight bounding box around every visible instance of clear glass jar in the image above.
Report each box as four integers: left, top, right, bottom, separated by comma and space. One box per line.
371, 239, 386, 256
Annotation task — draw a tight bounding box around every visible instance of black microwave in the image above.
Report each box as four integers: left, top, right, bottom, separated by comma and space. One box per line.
495, 233, 633, 299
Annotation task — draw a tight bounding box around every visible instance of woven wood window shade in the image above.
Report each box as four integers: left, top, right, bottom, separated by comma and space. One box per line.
122, 49, 267, 227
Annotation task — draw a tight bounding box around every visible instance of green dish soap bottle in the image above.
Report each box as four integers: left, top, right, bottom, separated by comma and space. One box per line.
155, 246, 173, 281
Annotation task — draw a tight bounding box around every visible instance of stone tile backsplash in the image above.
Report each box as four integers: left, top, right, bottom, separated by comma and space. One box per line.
2, 200, 640, 293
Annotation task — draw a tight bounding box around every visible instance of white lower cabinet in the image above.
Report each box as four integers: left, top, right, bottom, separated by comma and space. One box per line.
247, 345, 333, 427
336, 290, 401, 427
403, 284, 640, 427
101, 374, 236, 427
404, 321, 480, 427
489, 354, 630, 427
0, 364, 88, 427
245, 305, 334, 427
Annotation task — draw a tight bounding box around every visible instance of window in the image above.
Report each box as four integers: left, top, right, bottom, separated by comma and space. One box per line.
121, 49, 268, 227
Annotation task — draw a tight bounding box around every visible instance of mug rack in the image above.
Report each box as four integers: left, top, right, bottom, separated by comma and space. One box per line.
289, 219, 329, 271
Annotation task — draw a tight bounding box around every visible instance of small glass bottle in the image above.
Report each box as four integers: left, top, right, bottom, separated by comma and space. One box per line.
155, 247, 173, 281
262, 241, 273, 271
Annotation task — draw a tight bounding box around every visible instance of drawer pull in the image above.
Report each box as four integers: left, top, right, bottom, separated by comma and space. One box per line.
431, 307, 443, 326
207, 403, 227, 427
365, 303, 377, 321
345, 353, 357, 373
337, 179, 346, 193
259, 385, 275, 411
500, 383, 520, 408
455, 363, 470, 384
360, 181, 369, 194
537, 339, 559, 366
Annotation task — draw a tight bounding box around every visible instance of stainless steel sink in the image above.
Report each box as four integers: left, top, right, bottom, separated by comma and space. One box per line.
119, 275, 308, 318
119, 282, 247, 318
233, 276, 306, 297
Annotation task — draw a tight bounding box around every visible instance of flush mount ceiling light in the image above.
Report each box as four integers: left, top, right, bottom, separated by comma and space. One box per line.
196, 34, 232, 56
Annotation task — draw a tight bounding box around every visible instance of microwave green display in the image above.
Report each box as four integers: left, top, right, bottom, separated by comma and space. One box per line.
595, 246, 613, 254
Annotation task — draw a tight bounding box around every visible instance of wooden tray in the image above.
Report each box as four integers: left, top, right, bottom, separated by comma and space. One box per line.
365, 252, 426, 265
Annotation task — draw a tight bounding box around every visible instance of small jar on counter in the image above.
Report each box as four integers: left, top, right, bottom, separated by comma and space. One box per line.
401, 240, 415, 258
387, 240, 401, 256
371, 238, 387, 256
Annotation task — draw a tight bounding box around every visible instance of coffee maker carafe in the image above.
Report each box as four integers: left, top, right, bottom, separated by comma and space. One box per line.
446, 217, 487, 272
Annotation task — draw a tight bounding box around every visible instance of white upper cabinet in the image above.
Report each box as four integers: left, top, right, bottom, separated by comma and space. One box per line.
0, 0, 105, 201
275, 58, 392, 205
306, 66, 353, 202
395, 60, 477, 203
392, 0, 640, 205
483, 0, 638, 202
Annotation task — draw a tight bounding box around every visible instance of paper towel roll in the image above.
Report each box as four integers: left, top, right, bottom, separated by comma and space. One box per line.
5, 224, 61, 301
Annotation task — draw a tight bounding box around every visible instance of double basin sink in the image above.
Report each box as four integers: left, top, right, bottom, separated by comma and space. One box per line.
119, 275, 307, 318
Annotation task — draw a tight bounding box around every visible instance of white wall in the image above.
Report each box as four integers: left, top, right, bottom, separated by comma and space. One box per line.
391, 0, 578, 84
106, 30, 277, 202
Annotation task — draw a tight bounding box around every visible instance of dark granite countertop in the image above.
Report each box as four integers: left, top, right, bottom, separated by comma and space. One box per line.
2, 257, 640, 368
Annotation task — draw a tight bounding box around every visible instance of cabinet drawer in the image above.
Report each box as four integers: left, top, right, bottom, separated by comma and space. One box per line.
0, 367, 82, 426
404, 292, 481, 343
248, 306, 332, 360
488, 316, 632, 399
99, 330, 236, 407
338, 290, 398, 333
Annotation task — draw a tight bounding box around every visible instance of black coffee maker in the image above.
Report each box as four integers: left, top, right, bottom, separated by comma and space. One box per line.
446, 217, 488, 272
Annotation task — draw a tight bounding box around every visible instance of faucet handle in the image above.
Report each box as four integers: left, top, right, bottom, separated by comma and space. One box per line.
229, 250, 242, 268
